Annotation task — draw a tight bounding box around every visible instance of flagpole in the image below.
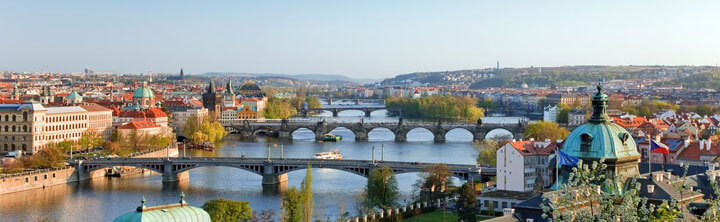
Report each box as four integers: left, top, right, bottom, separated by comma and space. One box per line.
556, 147, 559, 189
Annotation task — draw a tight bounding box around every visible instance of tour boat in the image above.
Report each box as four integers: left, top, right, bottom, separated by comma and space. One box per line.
315, 150, 343, 160
321, 133, 343, 142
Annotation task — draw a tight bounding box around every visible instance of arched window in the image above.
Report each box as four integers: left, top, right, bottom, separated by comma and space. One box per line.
23, 112, 28, 122
580, 133, 593, 152
4, 126, 7, 132
21, 144, 26, 151
12, 115, 16, 122
4, 115, 8, 121
23, 125, 27, 132
12, 125, 16, 132
3, 144, 7, 151
11, 144, 15, 151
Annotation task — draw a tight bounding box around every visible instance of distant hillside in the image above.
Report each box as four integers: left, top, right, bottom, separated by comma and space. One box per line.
201, 72, 378, 84
654, 72, 720, 90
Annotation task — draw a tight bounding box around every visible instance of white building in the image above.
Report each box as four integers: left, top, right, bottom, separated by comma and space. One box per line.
496, 140, 556, 192
543, 105, 558, 122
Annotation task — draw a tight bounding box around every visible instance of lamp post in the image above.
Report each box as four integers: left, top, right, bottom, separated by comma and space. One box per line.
266, 144, 270, 161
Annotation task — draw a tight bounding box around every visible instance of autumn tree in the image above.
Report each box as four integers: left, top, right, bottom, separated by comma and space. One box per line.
301, 164, 313, 222
202, 199, 253, 222
524, 121, 570, 141
475, 139, 500, 167
415, 164, 452, 202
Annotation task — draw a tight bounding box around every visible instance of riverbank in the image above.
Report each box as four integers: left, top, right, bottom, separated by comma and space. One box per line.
0, 147, 178, 195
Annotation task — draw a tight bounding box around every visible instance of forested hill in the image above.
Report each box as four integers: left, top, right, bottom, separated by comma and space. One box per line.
653, 72, 720, 90
383, 66, 716, 88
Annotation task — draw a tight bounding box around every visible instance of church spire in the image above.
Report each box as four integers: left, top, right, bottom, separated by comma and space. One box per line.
225, 79, 234, 95
589, 84, 610, 123
207, 78, 216, 94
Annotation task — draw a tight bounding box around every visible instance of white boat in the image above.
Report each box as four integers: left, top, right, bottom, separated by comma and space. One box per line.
315, 149, 343, 160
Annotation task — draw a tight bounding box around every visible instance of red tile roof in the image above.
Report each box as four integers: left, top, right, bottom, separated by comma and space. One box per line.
677, 140, 720, 161
118, 120, 160, 129
507, 140, 557, 156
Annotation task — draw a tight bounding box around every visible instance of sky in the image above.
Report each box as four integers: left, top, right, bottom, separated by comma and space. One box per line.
1, 1, 719, 78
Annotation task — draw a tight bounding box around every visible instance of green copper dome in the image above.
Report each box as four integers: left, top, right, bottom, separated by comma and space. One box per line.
114, 194, 211, 222
559, 84, 640, 194
133, 82, 155, 99
562, 84, 640, 160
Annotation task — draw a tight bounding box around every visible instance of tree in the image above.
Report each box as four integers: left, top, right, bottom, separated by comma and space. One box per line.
264, 97, 299, 119
386, 96, 484, 122
301, 164, 313, 222
475, 140, 500, 167
456, 183, 478, 222
523, 121, 570, 141
282, 187, 304, 222
365, 166, 399, 210
555, 104, 572, 124
201, 199, 253, 222
415, 164, 452, 202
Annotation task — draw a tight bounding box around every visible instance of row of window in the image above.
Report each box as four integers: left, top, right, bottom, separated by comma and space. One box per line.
2, 143, 28, 152
0, 112, 29, 122
44, 123, 86, 132
0, 125, 29, 132
45, 114, 87, 123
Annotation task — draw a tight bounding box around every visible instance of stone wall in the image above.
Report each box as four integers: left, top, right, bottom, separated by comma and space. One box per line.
0, 147, 178, 195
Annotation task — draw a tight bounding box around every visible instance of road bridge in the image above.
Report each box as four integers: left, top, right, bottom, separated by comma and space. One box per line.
221, 119, 527, 142
69, 157, 492, 185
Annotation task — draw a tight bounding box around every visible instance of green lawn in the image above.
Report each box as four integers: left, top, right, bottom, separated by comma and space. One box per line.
401, 210, 495, 222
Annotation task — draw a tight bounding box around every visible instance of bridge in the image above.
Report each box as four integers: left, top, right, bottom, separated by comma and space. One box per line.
221, 119, 526, 142
70, 157, 492, 185
300, 105, 392, 117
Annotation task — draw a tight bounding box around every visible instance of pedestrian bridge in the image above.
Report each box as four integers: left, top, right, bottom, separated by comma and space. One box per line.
69, 157, 494, 184
221, 119, 526, 142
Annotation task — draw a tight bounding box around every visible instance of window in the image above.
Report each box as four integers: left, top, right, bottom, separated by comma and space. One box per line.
581, 133, 593, 152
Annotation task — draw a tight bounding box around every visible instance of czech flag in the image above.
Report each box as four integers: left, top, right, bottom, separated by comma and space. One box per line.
650, 140, 670, 154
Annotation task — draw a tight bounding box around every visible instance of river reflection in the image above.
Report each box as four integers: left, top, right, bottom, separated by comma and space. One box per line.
0, 111, 526, 221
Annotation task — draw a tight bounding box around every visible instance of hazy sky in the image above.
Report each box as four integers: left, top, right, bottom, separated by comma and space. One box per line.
1, 1, 719, 78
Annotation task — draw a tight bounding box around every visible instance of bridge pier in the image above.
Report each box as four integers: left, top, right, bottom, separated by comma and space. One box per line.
332, 109, 339, 117
394, 130, 407, 142
262, 173, 288, 185
363, 110, 371, 117
355, 130, 368, 141
162, 171, 189, 183
278, 130, 293, 141
433, 133, 445, 143
473, 132, 486, 142
240, 129, 255, 140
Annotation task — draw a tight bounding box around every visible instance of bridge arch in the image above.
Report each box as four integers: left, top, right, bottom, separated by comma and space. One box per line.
290, 127, 316, 141
252, 126, 277, 136
83, 163, 165, 174
405, 127, 435, 142
485, 128, 516, 140
443, 127, 474, 142
336, 109, 366, 117
327, 126, 356, 140
173, 163, 265, 177
367, 127, 396, 141
275, 165, 371, 178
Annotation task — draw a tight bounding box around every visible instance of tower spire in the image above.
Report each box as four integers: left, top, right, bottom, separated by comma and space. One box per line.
589, 84, 610, 123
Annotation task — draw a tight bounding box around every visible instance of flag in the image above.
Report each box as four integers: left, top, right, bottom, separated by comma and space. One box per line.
650, 140, 670, 154
557, 149, 579, 167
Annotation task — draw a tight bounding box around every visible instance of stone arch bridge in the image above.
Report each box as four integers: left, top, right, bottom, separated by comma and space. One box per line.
70, 157, 492, 184
222, 119, 526, 142
299, 106, 393, 117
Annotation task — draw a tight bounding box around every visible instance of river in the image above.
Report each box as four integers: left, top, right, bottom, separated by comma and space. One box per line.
0, 109, 526, 221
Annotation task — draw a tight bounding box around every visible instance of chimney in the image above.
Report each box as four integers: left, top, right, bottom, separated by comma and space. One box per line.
512, 139, 516, 142
647, 185, 655, 193
530, 138, 535, 141
503, 208, 515, 216
545, 138, 551, 143
653, 173, 663, 182
665, 172, 672, 180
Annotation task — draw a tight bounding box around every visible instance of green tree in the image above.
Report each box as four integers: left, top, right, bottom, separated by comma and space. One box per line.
282, 187, 304, 222
365, 166, 399, 210
475, 140, 500, 167
301, 164, 313, 222
486, 201, 494, 216
524, 121, 570, 141
555, 104, 572, 124
201, 199, 253, 222
456, 183, 478, 222
264, 97, 299, 119
386, 96, 484, 122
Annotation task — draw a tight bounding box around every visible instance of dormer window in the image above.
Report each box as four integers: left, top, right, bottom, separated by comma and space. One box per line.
581, 133, 593, 152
